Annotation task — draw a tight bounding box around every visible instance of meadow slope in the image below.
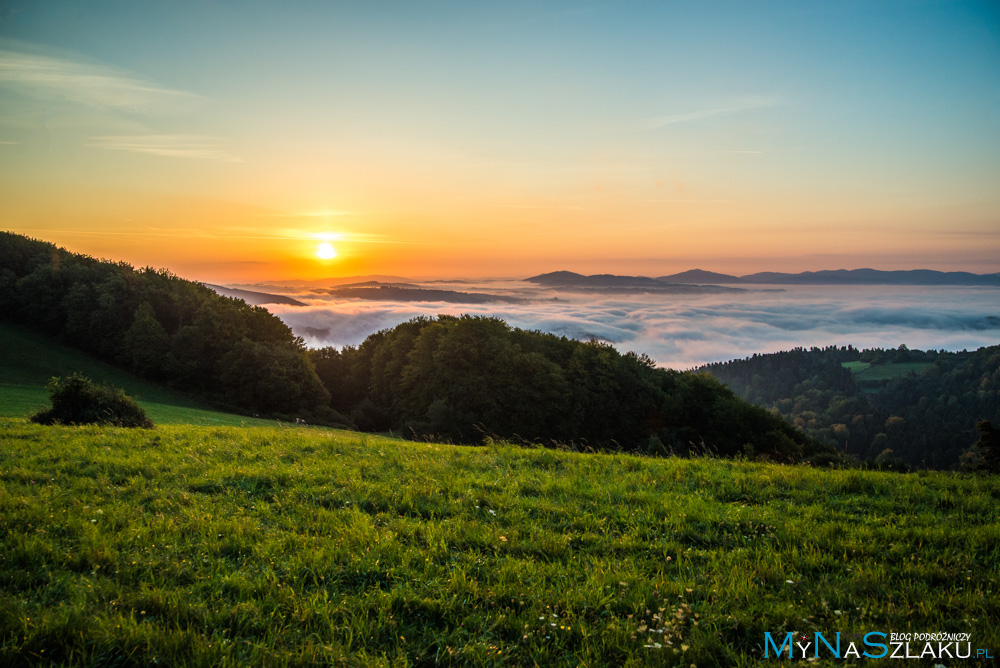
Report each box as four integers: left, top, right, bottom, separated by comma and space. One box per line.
1, 420, 998, 666
0, 324, 275, 428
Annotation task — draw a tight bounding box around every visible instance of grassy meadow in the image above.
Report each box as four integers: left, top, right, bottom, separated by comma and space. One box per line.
0, 325, 274, 428
840, 360, 935, 382
1, 419, 998, 666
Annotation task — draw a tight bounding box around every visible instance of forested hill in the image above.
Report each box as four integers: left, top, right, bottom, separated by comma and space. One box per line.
700, 345, 1000, 469
306, 315, 831, 461
0, 232, 330, 418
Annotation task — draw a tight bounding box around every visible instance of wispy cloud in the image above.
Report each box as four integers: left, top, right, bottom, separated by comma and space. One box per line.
648, 199, 729, 203
642, 96, 782, 131
498, 204, 587, 211
0, 45, 202, 114
260, 210, 361, 218
86, 134, 240, 162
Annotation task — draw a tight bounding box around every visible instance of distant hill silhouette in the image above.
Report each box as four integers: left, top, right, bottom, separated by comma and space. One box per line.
530, 268, 1000, 287
526, 271, 665, 288
335, 281, 421, 289
322, 285, 529, 304
658, 269, 746, 284
204, 284, 306, 306
739, 269, 1000, 286
266, 275, 415, 288
524, 271, 743, 293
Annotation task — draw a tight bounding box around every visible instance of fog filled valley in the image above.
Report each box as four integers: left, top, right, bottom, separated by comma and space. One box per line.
253, 276, 1000, 371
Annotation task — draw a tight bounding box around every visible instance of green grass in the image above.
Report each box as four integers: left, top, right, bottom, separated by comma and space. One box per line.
0, 324, 273, 427
840, 361, 871, 373
854, 362, 934, 382
842, 361, 934, 382
1, 420, 997, 666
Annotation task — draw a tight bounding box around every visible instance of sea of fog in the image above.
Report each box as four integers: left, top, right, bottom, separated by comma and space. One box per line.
264, 282, 1000, 370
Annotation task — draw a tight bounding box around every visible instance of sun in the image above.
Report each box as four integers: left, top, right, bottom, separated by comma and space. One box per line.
316, 242, 338, 260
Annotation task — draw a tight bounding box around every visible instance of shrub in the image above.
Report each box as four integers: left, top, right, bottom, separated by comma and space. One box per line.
960, 420, 1000, 473
31, 374, 154, 428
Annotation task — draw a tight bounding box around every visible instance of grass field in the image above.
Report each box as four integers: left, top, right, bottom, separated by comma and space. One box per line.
1, 420, 997, 666
840, 361, 871, 374
853, 362, 934, 383
841, 360, 934, 382
0, 325, 273, 427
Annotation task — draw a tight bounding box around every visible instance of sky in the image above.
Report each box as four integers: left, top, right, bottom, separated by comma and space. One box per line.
1, 1, 999, 282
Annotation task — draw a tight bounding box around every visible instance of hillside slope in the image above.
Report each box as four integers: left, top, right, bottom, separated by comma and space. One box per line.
0, 232, 329, 419
1, 421, 997, 665
0, 324, 273, 427
701, 345, 1000, 469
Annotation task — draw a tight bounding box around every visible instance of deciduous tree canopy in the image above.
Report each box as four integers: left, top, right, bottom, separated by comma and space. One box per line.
1, 232, 329, 418
309, 315, 828, 461
701, 345, 1000, 469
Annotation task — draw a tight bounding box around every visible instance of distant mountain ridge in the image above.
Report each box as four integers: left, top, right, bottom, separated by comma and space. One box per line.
204, 284, 306, 306
320, 285, 529, 304
526, 271, 668, 289
738, 269, 1000, 286
657, 269, 747, 284
529, 268, 1000, 287
523, 271, 743, 293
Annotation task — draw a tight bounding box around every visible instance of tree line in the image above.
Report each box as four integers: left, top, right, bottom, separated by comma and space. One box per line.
701, 345, 1000, 469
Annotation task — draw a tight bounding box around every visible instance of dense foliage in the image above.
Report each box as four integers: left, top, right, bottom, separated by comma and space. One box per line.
961, 420, 1000, 474
702, 345, 1000, 469
309, 315, 829, 461
30, 374, 153, 428
0, 232, 329, 418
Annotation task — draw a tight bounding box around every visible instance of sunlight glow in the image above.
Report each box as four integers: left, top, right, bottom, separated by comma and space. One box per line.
316, 242, 338, 260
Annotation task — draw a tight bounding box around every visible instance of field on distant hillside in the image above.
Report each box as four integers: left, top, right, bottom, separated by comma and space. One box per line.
0, 325, 273, 427
851, 362, 935, 383
841, 361, 871, 374
1, 420, 997, 666
840, 360, 936, 384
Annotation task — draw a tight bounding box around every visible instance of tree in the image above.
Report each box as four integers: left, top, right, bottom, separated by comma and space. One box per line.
961, 420, 1000, 473
121, 302, 170, 377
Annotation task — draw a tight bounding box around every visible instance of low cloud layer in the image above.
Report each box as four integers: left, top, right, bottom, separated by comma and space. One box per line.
265, 283, 1000, 369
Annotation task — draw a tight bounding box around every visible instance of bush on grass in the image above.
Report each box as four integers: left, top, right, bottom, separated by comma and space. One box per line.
31, 374, 154, 428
